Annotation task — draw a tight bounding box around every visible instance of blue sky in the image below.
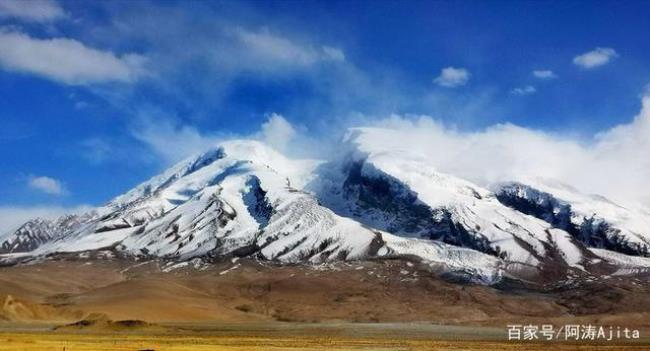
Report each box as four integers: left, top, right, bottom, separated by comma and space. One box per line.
1, 0, 650, 224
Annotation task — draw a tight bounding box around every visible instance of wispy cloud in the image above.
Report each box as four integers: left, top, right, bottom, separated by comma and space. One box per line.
532, 70, 557, 79
28, 175, 66, 195
80, 138, 112, 164
79, 2, 504, 133
233, 27, 345, 67
0, 0, 65, 22
510, 85, 536, 96
433, 67, 470, 88
130, 111, 225, 164
573, 47, 618, 69
0, 29, 146, 85
321, 46, 345, 61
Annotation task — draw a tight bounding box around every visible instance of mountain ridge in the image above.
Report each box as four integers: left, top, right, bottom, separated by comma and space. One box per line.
2, 133, 650, 285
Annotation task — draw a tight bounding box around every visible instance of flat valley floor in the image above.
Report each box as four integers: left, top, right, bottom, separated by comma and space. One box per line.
1, 258, 649, 350
0, 323, 649, 350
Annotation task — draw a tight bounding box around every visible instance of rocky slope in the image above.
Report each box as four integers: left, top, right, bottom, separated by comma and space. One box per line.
495, 181, 650, 257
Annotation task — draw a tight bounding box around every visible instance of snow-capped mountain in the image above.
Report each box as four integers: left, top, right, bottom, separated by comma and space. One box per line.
0, 140, 501, 282
2, 132, 649, 284
308, 128, 593, 273
8, 141, 382, 261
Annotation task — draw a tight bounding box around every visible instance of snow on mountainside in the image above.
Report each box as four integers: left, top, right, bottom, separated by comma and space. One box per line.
494, 180, 650, 256
0, 140, 503, 282
0, 214, 95, 254
20, 140, 382, 261
1, 134, 649, 284
108, 140, 320, 210
308, 127, 593, 273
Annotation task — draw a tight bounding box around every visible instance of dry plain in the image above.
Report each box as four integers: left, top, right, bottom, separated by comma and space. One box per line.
1, 258, 648, 350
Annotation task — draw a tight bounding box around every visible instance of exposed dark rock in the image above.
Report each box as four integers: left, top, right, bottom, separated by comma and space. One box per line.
496, 182, 649, 257
242, 176, 273, 228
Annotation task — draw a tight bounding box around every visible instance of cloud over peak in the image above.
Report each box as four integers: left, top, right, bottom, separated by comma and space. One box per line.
573, 47, 618, 69
131, 113, 224, 164
260, 113, 296, 153
433, 67, 470, 88
361, 89, 650, 208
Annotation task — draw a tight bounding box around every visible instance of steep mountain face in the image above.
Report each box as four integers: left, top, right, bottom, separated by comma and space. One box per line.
495, 181, 650, 257
1, 134, 649, 284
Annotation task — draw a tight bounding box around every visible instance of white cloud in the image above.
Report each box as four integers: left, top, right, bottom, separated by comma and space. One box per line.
433, 67, 470, 88
573, 47, 618, 69
362, 89, 650, 208
28, 175, 65, 195
260, 113, 296, 152
234, 28, 344, 67
0, 29, 146, 85
0, 205, 92, 236
0, 0, 65, 22
510, 85, 536, 96
532, 70, 557, 79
